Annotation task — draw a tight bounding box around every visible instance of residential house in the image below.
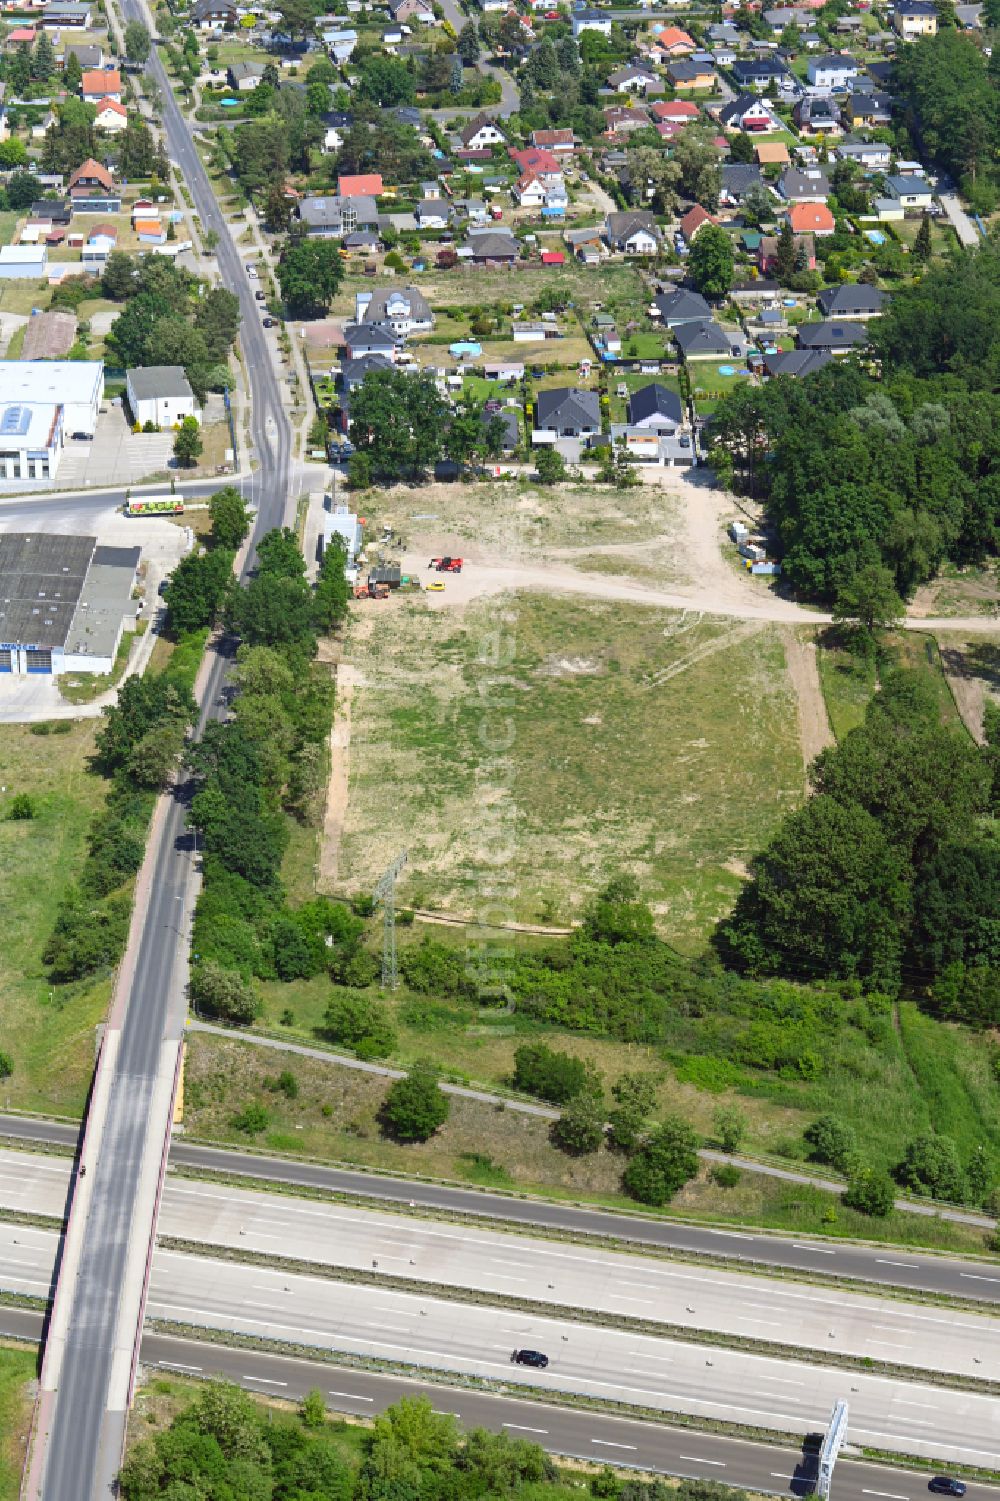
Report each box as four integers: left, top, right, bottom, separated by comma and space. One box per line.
39, 2, 91, 26
191, 0, 237, 26
126, 366, 198, 428
797, 319, 867, 351
30, 200, 72, 228
81, 68, 122, 103
627, 382, 683, 431
338, 172, 383, 197
884, 173, 934, 209
459, 113, 505, 151
572, 9, 612, 35
343, 229, 382, 251
843, 90, 892, 128
650, 99, 700, 124
679, 203, 716, 243
778, 167, 830, 202
835, 136, 891, 169
416, 198, 450, 228
563, 225, 607, 264
228, 61, 266, 90
608, 62, 663, 94
342, 322, 402, 360
794, 95, 842, 134
651, 24, 696, 53
667, 58, 716, 89
653, 288, 712, 325
604, 210, 659, 254
787, 201, 835, 234
64, 42, 103, 67
763, 348, 832, 377
532, 128, 575, 154
673, 319, 734, 360
718, 93, 782, 132
481, 406, 521, 454
509, 145, 563, 180
93, 97, 127, 132
7, 24, 34, 42
388, 0, 435, 21
720, 163, 764, 205
81, 221, 117, 268
67, 159, 120, 213
806, 52, 858, 90
320, 110, 351, 153
465, 228, 518, 264
30, 108, 57, 142
763, 6, 811, 31
534, 387, 601, 438
755, 140, 790, 166
356, 285, 433, 336
759, 231, 815, 272
603, 104, 650, 136
731, 57, 791, 92
893, 0, 937, 35
299, 194, 379, 237
135, 219, 165, 244
955, 3, 983, 24
817, 283, 887, 319
324, 27, 357, 60
341, 353, 394, 391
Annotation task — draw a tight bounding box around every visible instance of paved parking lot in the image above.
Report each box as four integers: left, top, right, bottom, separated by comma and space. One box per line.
57, 404, 176, 489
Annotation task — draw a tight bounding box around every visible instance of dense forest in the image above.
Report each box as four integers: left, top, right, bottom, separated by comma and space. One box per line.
709, 243, 1000, 601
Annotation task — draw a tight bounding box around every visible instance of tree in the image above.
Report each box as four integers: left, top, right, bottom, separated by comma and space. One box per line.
189, 960, 261, 1023
804, 1115, 857, 1173
380, 1061, 450, 1142
356, 54, 415, 106
608, 1073, 657, 1152
277, 0, 315, 34
457, 22, 481, 63
127, 721, 186, 789
209, 486, 251, 551
513, 1043, 595, 1104
324, 992, 397, 1058
0, 139, 27, 168
585, 874, 654, 945
173, 415, 203, 468
101, 250, 136, 301
775, 218, 796, 283
164, 547, 233, 633
832, 564, 904, 648
195, 287, 241, 361
688, 224, 734, 298
534, 446, 566, 485
729, 131, 755, 163
895, 1132, 966, 1201
300, 1389, 326, 1429
843, 1168, 895, 1216
0, 1051, 11, 1080
124, 18, 150, 62
349, 367, 449, 478
64, 49, 83, 91
314, 537, 350, 632
277, 236, 344, 318
553, 1090, 606, 1154
622, 1117, 700, 1205
263, 181, 293, 233
713, 1106, 746, 1155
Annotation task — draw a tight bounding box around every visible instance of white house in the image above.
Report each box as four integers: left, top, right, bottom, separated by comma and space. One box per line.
126, 366, 198, 428
806, 52, 858, 90
94, 97, 128, 132
459, 112, 506, 151
884, 173, 934, 209
572, 9, 612, 35
324, 26, 357, 60
514, 173, 547, 208
355, 285, 434, 336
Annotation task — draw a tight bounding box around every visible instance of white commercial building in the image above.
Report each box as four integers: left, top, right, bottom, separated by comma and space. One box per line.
0, 401, 64, 483
126, 366, 198, 428
0, 360, 104, 438
0, 244, 48, 279
0, 532, 140, 676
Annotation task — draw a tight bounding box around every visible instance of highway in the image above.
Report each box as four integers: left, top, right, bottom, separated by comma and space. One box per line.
3, 1224, 1000, 1465
33, 4, 296, 1495
2, 1151, 999, 1383
5, 1116, 1000, 1306
2, 1307, 995, 1501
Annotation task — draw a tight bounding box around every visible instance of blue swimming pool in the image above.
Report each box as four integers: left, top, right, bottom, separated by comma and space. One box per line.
866, 230, 887, 245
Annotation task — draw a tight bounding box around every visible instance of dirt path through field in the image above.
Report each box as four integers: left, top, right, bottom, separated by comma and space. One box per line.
781, 627, 835, 775
319, 662, 364, 889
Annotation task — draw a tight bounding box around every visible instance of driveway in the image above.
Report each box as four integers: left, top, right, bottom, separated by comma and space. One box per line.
57, 404, 177, 489
939, 193, 979, 249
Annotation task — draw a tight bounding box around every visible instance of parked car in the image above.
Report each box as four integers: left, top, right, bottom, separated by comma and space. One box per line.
255, 290, 266, 301
512, 1349, 549, 1368
262, 316, 275, 327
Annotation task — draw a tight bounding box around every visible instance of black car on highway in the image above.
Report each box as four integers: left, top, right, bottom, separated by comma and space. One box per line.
512, 1349, 549, 1368
930, 1480, 967, 1496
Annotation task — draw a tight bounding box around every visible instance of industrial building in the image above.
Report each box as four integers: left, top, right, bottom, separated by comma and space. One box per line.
0, 361, 104, 484
0, 532, 140, 675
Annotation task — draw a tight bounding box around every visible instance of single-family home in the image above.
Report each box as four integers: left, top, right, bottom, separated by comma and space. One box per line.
563, 226, 607, 264
389, 0, 435, 21
465, 228, 518, 264
81, 68, 121, 104
608, 63, 663, 95
652, 24, 696, 53
763, 6, 811, 31
627, 382, 684, 432
731, 57, 791, 92
299, 194, 379, 237
797, 319, 867, 352
572, 9, 612, 36
338, 172, 383, 198
7, 25, 35, 42
651, 99, 700, 124
843, 90, 892, 128
532, 128, 575, 154
806, 52, 858, 90
513, 173, 546, 209
817, 284, 887, 319
794, 95, 842, 134
65, 42, 104, 68
893, 0, 937, 36
603, 104, 651, 136
320, 109, 351, 154
534, 387, 601, 438
755, 140, 790, 167
653, 288, 713, 325
667, 58, 716, 90
721, 163, 764, 205
481, 406, 521, 454
126, 366, 198, 428
673, 319, 734, 360
604, 210, 659, 254
679, 203, 716, 244
135, 219, 166, 244
356, 285, 433, 336
416, 198, 450, 229
324, 27, 357, 60
459, 112, 505, 151
228, 61, 266, 90
342, 323, 402, 361
759, 231, 815, 272
94, 97, 127, 132
718, 93, 782, 132
778, 167, 830, 202
763, 348, 832, 378
341, 353, 394, 391
835, 136, 891, 169
955, 3, 983, 24
81, 221, 117, 268
39, 2, 91, 27
884, 173, 934, 209
787, 201, 836, 235
191, 0, 237, 27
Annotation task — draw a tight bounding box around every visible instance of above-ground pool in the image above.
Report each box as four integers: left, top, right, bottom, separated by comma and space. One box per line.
718, 363, 736, 376
866, 230, 887, 245
783, 298, 797, 307
220, 98, 241, 106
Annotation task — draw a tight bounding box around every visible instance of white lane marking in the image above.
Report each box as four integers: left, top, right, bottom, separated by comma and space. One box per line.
158, 1361, 202, 1372
770, 1475, 798, 1481
960, 1272, 1000, 1284
503, 1424, 549, 1434
876, 1260, 918, 1270
329, 1391, 373, 1402
592, 1441, 637, 1451
433, 1411, 460, 1418
893, 1401, 936, 1409
861, 1490, 908, 1499
244, 1376, 288, 1386
679, 1457, 726, 1466
868, 1341, 909, 1349
756, 1376, 804, 1385
792, 1244, 835, 1255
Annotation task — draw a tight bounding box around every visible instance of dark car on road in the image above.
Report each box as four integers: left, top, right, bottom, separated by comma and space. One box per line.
512, 1349, 549, 1368
930, 1480, 967, 1497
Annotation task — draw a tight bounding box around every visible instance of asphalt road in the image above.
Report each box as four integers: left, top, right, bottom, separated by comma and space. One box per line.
3, 1152, 998, 1384
4, 1225, 999, 1465
4, 1117, 999, 1307
0, 478, 225, 530
35, 11, 295, 1498
2, 1306, 994, 1501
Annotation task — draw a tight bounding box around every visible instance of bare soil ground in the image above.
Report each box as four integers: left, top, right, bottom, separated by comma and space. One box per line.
936, 634, 1000, 744
781, 628, 835, 775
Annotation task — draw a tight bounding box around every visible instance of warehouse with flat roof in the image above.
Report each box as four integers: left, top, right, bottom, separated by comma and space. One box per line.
0, 531, 140, 675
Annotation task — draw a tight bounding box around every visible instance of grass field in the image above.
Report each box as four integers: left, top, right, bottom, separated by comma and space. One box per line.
335, 595, 803, 947
0, 723, 112, 1117
0, 1345, 36, 1501
817, 629, 970, 745
181, 1032, 989, 1253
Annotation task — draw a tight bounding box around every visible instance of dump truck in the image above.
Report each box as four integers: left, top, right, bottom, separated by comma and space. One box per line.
428, 556, 463, 573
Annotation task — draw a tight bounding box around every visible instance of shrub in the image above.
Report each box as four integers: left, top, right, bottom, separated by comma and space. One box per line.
843, 1168, 895, 1216
268, 1068, 299, 1100
189, 960, 261, 1024
804, 1115, 856, 1174
713, 1106, 747, 1155
231, 1102, 269, 1134
324, 992, 397, 1058
380, 1061, 450, 1143
552, 1091, 606, 1155
711, 1163, 741, 1188
513, 1043, 595, 1105
0, 1051, 12, 1080
895, 1132, 967, 1202
622, 1117, 700, 1206
7, 793, 35, 820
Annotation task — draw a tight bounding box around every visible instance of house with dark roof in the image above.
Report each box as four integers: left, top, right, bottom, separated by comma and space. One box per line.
627, 383, 684, 432
778, 167, 830, 203
817, 284, 887, 319
342, 323, 402, 360
459, 113, 506, 151
192, 0, 237, 26
718, 93, 782, 132
604, 210, 659, 254
720, 163, 764, 205
763, 349, 833, 378
673, 320, 735, 360
341, 353, 394, 391
653, 288, 712, 326
534, 387, 601, 438
465, 229, 518, 264
797, 319, 867, 352
731, 56, 791, 91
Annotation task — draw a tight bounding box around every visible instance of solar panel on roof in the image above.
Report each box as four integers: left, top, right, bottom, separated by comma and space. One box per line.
0, 406, 30, 436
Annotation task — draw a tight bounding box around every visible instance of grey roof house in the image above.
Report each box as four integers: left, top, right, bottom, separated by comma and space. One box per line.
673, 320, 735, 359
653, 288, 712, 326
817, 284, 887, 319
627, 383, 684, 432
299, 195, 379, 236
797, 319, 867, 351
534, 387, 601, 436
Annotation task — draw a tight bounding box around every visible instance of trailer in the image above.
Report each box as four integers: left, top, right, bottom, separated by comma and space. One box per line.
125, 493, 184, 516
